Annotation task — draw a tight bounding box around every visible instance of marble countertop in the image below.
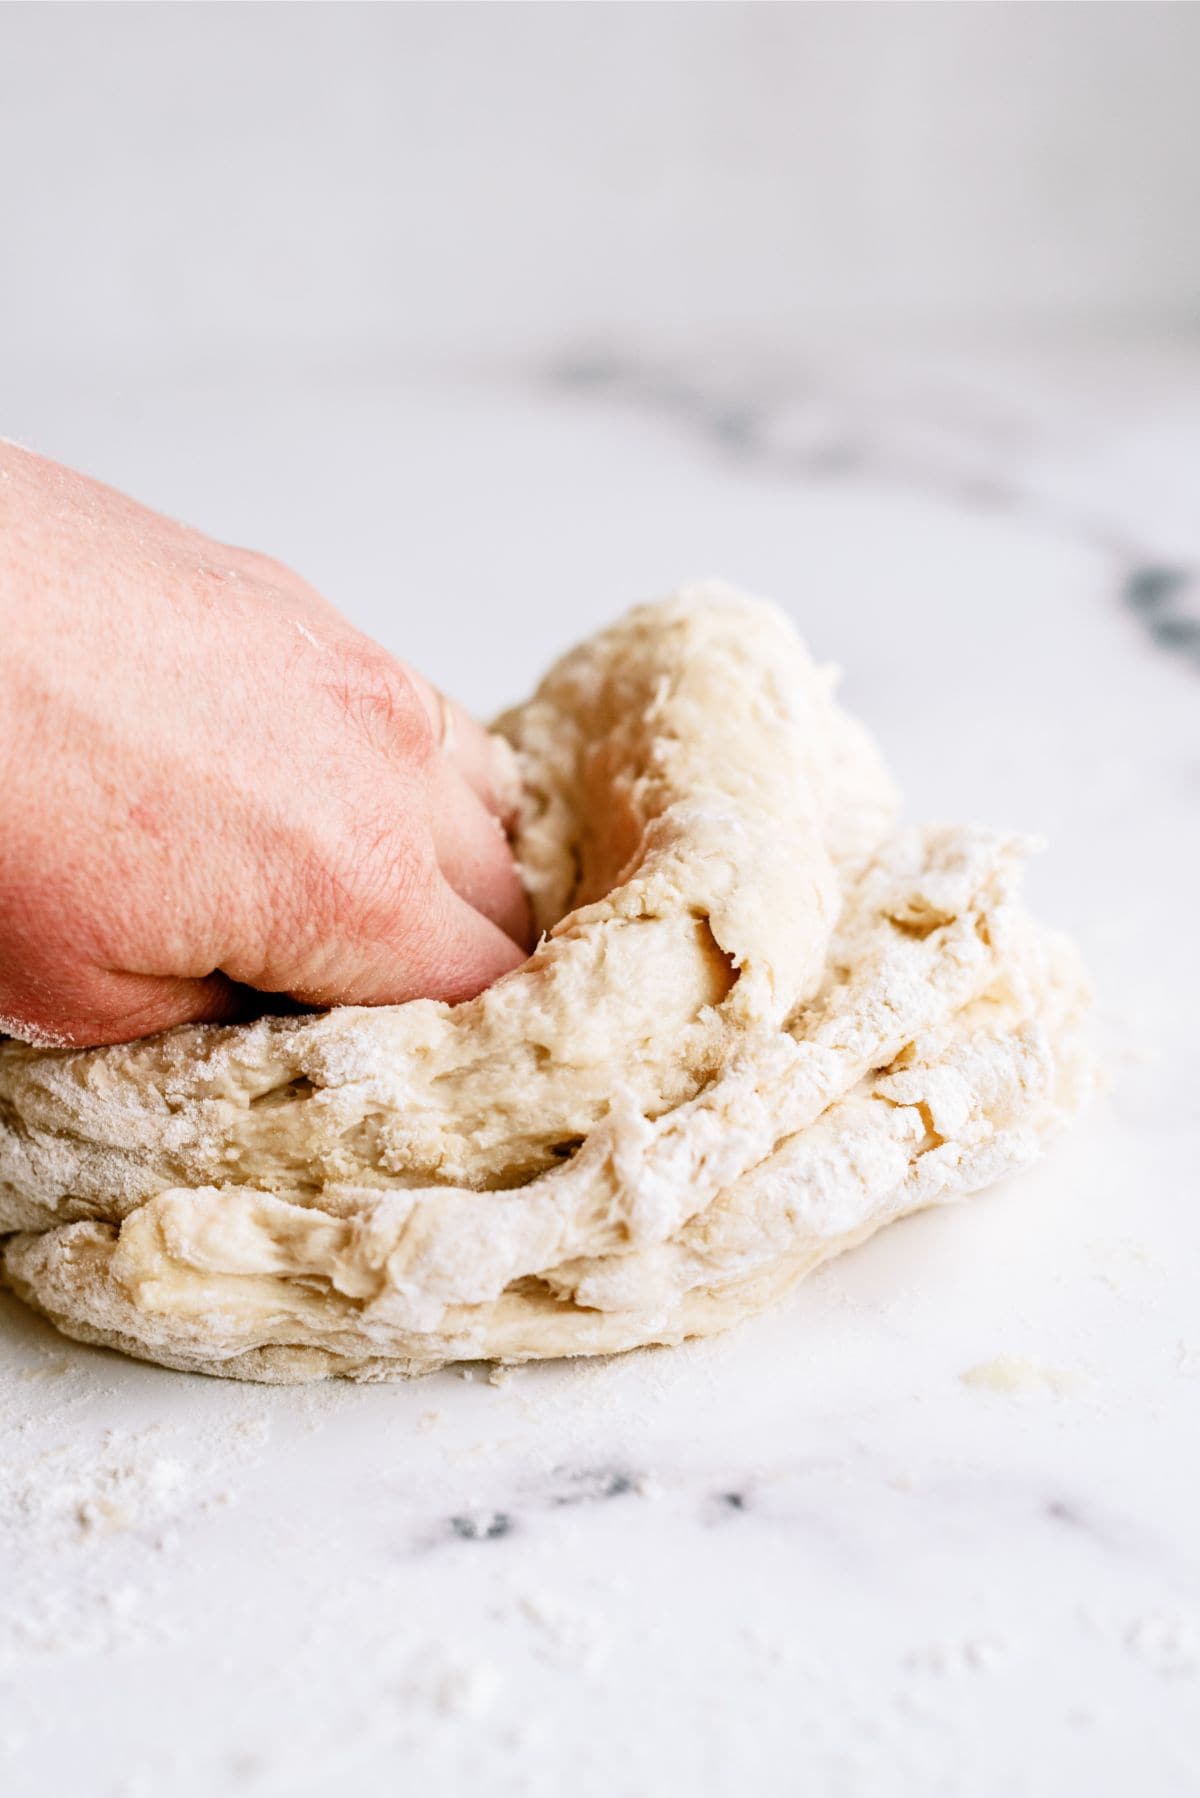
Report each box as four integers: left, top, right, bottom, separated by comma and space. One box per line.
1, 336, 1197, 1798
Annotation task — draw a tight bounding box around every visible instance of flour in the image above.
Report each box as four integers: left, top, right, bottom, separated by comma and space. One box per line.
0, 1427, 190, 1549
0, 1383, 274, 1675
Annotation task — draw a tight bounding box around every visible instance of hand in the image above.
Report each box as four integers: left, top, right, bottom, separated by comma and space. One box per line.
0, 441, 531, 1047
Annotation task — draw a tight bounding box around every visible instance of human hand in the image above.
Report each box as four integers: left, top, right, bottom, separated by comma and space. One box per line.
0, 441, 530, 1047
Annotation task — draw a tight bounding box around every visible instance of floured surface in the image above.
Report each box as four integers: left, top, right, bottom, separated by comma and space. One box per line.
0, 585, 1090, 1380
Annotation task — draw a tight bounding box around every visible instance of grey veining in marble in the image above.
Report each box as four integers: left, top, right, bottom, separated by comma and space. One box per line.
550, 345, 1200, 672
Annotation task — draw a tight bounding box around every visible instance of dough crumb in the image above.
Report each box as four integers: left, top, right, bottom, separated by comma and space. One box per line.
961, 1355, 1083, 1396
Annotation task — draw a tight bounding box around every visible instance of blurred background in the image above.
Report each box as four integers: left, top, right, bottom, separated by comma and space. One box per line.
3, 5, 1200, 364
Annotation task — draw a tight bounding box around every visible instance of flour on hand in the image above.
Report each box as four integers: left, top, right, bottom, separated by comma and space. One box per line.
0, 586, 1091, 1381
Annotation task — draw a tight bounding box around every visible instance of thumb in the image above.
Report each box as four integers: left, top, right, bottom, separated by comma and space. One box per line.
0, 967, 250, 1049
305, 875, 528, 1008
228, 861, 529, 1012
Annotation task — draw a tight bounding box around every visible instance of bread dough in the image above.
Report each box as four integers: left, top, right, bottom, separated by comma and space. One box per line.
0, 585, 1090, 1382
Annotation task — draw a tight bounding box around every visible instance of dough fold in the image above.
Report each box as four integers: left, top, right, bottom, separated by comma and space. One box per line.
0, 585, 1090, 1381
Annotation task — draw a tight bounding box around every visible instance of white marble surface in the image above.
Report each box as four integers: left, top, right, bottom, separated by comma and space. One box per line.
1, 338, 1198, 1798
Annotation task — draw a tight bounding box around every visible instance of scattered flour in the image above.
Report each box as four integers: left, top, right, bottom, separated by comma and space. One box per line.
0, 1363, 275, 1675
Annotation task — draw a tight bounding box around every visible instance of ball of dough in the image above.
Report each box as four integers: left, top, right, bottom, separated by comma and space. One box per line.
0, 585, 1090, 1381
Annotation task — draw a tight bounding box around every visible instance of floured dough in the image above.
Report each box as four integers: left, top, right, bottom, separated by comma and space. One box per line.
0, 585, 1090, 1382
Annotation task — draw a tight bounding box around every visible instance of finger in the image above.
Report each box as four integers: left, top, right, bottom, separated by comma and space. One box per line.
427, 763, 533, 948
403, 667, 522, 825
275, 871, 527, 1011
0, 968, 251, 1050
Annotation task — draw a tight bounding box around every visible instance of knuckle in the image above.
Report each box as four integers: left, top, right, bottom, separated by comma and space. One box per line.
332, 647, 435, 768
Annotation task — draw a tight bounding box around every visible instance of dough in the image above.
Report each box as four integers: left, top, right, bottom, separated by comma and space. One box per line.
0, 585, 1090, 1382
